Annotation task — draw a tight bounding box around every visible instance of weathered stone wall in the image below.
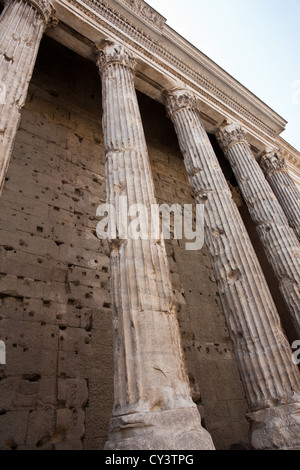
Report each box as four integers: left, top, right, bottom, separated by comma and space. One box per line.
0, 36, 113, 450
0, 37, 250, 450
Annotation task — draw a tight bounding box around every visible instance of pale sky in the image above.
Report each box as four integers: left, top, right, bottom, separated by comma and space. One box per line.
146, 0, 300, 152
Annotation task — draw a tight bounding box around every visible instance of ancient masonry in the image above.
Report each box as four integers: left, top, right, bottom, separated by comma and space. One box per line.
0, 0, 300, 451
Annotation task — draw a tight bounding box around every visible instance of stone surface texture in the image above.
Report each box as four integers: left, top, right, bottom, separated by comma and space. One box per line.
260, 149, 300, 241
0, 37, 247, 450
216, 122, 300, 339
165, 87, 300, 450
97, 42, 214, 450
0, 0, 300, 452
0, 0, 53, 195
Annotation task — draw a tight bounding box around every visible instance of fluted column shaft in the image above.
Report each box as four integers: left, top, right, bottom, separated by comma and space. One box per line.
0, 0, 53, 195
217, 123, 300, 338
97, 44, 214, 450
260, 149, 300, 241
165, 87, 300, 450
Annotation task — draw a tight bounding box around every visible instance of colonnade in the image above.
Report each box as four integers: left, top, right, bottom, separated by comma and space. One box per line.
1, 0, 300, 450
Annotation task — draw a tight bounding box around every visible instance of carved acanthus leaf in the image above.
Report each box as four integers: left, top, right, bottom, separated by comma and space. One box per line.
216, 123, 249, 152
164, 88, 197, 117
97, 42, 136, 72
260, 150, 288, 176
25, 0, 54, 22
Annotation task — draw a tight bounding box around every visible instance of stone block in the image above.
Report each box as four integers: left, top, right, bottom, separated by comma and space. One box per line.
25, 409, 56, 447
56, 408, 85, 441
0, 411, 29, 449
57, 378, 88, 408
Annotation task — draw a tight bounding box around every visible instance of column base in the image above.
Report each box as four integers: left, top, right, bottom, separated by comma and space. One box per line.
104, 407, 215, 450
248, 401, 300, 450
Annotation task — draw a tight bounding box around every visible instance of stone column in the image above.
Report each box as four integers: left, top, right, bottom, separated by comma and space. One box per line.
216, 122, 300, 339
96, 43, 214, 450
0, 0, 53, 195
164, 87, 300, 450
260, 149, 300, 241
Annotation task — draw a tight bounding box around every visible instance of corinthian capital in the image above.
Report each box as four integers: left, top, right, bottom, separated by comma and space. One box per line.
164, 88, 198, 117
260, 149, 288, 177
24, 0, 54, 22
216, 122, 249, 153
97, 42, 136, 73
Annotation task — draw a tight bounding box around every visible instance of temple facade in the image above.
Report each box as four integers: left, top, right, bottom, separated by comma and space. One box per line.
0, 0, 299, 450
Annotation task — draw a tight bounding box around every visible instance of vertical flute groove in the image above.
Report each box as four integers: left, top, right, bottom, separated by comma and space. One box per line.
164, 88, 300, 412
0, 0, 53, 195
97, 44, 214, 451
102, 61, 189, 407
217, 123, 300, 338
260, 150, 300, 241
165, 89, 300, 449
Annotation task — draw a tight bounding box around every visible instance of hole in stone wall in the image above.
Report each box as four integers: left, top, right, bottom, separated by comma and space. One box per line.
48, 89, 60, 98
22, 374, 41, 382
5, 440, 18, 450
3, 246, 13, 251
